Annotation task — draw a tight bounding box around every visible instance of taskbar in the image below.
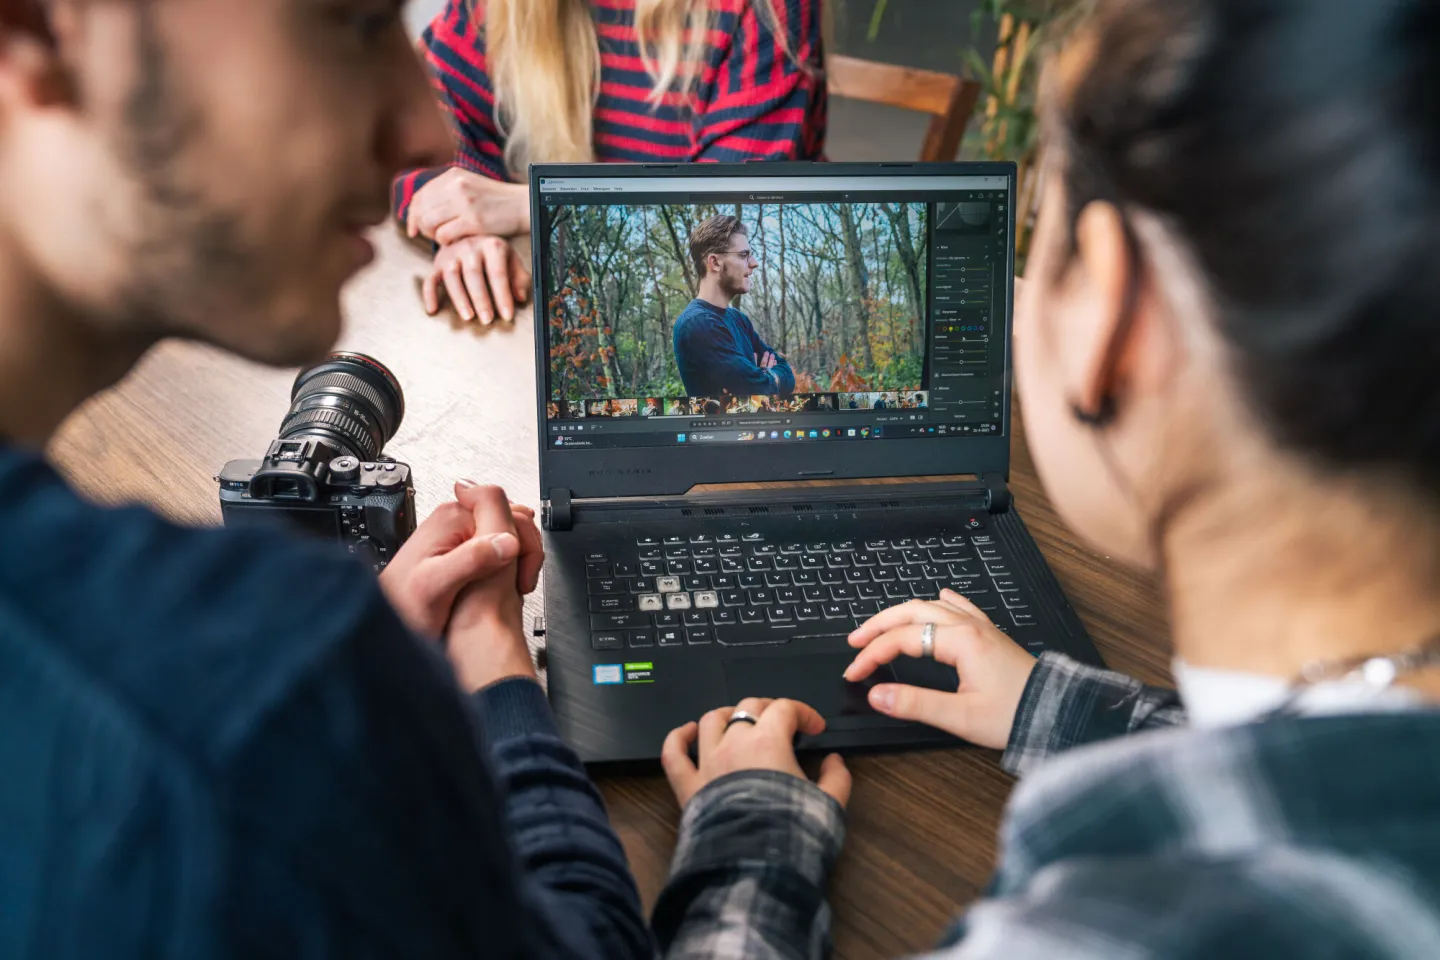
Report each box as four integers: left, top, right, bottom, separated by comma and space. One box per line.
549, 421, 1000, 449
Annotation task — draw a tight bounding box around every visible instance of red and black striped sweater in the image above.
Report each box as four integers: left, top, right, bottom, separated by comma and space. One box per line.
393, 0, 826, 221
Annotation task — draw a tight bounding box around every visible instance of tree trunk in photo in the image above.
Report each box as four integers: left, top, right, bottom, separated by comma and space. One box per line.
883, 203, 925, 362
838, 203, 874, 370
660, 206, 697, 297
778, 205, 790, 354
754, 204, 772, 336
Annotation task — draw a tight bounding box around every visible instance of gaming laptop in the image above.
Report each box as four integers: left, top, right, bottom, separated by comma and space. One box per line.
529, 162, 1101, 764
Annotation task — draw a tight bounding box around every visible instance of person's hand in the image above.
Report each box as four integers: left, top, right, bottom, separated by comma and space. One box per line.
661, 698, 852, 809
843, 589, 1039, 749
422, 234, 531, 325
756, 350, 778, 370
443, 483, 544, 691
407, 167, 530, 244
378, 479, 532, 638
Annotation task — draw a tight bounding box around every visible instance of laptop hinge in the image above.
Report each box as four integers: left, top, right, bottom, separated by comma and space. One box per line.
982, 472, 1011, 515
543, 488, 573, 531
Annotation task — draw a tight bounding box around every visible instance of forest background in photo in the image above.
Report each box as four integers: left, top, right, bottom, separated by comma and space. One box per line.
544, 202, 929, 403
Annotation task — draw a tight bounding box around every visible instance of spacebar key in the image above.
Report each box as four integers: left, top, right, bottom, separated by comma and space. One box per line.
714, 624, 847, 646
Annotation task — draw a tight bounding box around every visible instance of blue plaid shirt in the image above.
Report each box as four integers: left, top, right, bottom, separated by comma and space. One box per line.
654, 653, 1440, 958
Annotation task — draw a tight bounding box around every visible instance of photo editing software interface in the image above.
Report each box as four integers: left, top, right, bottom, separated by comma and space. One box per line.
538, 173, 1009, 450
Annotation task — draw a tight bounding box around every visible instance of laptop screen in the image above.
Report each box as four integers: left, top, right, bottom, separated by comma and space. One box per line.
535, 170, 1010, 453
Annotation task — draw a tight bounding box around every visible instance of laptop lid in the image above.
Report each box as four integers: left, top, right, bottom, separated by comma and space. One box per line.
530, 161, 1017, 500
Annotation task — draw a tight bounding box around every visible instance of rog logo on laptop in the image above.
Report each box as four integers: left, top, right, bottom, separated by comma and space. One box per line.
588, 468, 654, 476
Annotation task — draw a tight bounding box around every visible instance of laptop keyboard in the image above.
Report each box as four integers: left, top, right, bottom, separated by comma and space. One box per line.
585, 528, 1041, 652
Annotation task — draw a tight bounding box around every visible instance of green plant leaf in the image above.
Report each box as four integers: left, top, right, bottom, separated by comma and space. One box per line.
866, 0, 890, 42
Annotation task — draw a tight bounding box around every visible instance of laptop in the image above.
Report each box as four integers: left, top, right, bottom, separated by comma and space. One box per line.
528, 161, 1102, 765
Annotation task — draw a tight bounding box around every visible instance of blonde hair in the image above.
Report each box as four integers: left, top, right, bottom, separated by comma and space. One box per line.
482, 0, 794, 179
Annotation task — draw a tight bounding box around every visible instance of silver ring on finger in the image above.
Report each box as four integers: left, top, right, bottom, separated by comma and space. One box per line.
725, 710, 760, 731
920, 622, 937, 659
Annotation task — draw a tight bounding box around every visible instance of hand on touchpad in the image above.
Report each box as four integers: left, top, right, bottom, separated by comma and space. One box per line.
722, 653, 898, 717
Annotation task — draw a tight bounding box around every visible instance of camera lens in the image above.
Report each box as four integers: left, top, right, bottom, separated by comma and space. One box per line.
277, 352, 405, 463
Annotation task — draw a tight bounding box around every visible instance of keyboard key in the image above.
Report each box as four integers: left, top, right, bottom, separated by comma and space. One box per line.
910, 582, 937, 599
666, 547, 689, 559
871, 567, 897, 582
985, 563, 1012, 578
971, 535, 995, 546
586, 552, 608, 563
664, 535, 685, 545
845, 568, 870, 584
656, 612, 681, 627
781, 543, 805, 554
952, 580, 990, 597
640, 560, 663, 576
851, 600, 884, 617
638, 594, 663, 612
629, 631, 654, 647
792, 570, 819, 585
898, 565, 923, 580
822, 602, 848, 619
921, 563, 948, 580
684, 611, 710, 626
689, 533, 713, 545
742, 532, 765, 542
748, 589, 774, 605
712, 609, 737, 624
993, 578, 1020, 593
819, 570, 844, 585
739, 607, 765, 623
658, 628, 684, 646
694, 558, 718, 573
977, 547, 1003, 561
593, 612, 648, 630
826, 554, 852, 568
687, 628, 713, 645
753, 543, 778, 556
719, 545, 742, 557
800, 555, 825, 569
765, 571, 793, 587
716, 533, 739, 544
930, 548, 968, 562
590, 595, 635, 612
589, 578, 623, 595
804, 586, 829, 602
877, 551, 904, 566
629, 579, 653, 594
613, 561, 636, 577
796, 604, 822, 620
949, 563, 982, 579
865, 539, 889, 550
666, 592, 692, 610
592, 633, 624, 650
656, 576, 681, 593
712, 574, 737, 589
777, 587, 803, 604
890, 538, 915, 549
721, 558, 745, 573
884, 582, 910, 600
746, 556, 773, 571
773, 556, 798, 570
833, 541, 857, 552
918, 537, 940, 548
830, 584, 857, 601
639, 546, 662, 560
695, 591, 719, 609
1010, 610, 1037, 627
767, 606, 794, 623
714, 626, 798, 646
668, 559, 692, 575
637, 536, 659, 547
585, 562, 611, 578
941, 535, 968, 548
851, 552, 877, 567
739, 573, 765, 589
806, 542, 829, 553
1003, 594, 1029, 609
721, 590, 745, 606
857, 583, 884, 600
902, 549, 927, 564
684, 576, 710, 591
693, 545, 717, 558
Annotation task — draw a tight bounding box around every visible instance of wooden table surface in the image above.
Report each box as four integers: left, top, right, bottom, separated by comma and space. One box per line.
48, 227, 1172, 959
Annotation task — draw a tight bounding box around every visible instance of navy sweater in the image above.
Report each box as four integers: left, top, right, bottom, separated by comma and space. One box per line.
0, 446, 650, 959
673, 298, 795, 398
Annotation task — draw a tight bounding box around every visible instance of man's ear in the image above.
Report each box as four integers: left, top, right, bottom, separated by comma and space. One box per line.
1067, 200, 1137, 420
0, 0, 78, 111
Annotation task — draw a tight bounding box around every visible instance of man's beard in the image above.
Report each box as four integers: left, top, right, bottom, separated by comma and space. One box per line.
106, 4, 261, 341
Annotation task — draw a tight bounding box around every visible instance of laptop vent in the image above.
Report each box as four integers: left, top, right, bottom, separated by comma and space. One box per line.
703, 507, 725, 516
835, 502, 858, 510
792, 504, 814, 512
748, 506, 770, 515
880, 500, 901, 508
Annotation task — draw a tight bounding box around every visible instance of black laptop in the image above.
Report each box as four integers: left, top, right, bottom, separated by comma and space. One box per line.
528, 161, 1101, 764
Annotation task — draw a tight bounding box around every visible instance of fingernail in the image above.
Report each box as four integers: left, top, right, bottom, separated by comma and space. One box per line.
869, 686, 895, 713
842, 664, 855, 680
457, 478, 478, 488
490, 532, 519, 559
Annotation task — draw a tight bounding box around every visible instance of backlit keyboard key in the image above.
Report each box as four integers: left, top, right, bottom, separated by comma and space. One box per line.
666, 593, 692, 610
686, 628, 713, 645
592, 634, 624, 650
629, 631, 654, 647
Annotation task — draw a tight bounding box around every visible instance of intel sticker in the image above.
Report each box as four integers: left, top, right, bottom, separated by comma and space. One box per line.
593, 664, 623, 685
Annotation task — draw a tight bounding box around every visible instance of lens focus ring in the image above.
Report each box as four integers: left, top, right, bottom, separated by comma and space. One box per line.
279, 405, 379, 462
294, 373, 391, 424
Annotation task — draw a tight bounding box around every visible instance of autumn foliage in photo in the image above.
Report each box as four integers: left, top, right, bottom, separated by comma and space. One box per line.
543, 202, 929, 402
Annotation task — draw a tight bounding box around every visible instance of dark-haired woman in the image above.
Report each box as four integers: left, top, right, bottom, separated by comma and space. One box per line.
640, 0, 1440, 956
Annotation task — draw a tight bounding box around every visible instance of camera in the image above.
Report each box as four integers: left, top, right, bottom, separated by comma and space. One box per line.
216, 352, 416, 571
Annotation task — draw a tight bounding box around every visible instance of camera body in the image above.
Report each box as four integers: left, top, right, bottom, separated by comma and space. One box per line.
216, 352, 416, 572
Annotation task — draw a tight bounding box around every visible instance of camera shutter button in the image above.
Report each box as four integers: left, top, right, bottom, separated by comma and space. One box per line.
329, 456, 360, 484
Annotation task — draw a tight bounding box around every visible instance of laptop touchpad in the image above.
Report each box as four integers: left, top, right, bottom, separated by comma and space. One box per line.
722, 654, 898, 718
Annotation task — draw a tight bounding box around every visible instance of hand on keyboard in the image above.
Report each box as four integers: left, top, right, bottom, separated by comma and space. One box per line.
661, 698, 851, 810
842, 589, 1038, 749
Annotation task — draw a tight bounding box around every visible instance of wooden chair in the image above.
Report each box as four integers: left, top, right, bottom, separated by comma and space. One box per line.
825, 54, 983, 162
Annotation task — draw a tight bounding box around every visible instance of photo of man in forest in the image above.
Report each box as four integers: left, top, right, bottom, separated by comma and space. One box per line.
673, 216, 796, 399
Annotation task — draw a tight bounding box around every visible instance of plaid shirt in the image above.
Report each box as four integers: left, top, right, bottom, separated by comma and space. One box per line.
654, 653, 1440, 959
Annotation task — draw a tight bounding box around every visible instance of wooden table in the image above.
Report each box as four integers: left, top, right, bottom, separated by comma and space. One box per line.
49, 228, 1172, 960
